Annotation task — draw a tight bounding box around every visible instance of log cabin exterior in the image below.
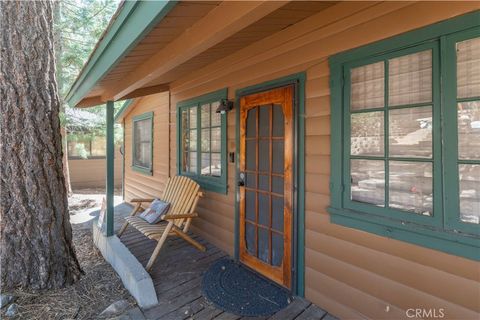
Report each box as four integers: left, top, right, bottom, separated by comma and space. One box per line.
67, 2, 480, 319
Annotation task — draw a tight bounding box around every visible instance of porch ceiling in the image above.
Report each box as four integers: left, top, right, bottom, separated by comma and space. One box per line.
69, 1, 337, 108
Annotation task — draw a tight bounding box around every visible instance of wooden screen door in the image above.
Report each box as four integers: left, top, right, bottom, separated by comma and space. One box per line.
239, 85, 293, 289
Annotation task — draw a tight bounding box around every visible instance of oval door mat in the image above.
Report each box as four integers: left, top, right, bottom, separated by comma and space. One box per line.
202, 258, 291, 317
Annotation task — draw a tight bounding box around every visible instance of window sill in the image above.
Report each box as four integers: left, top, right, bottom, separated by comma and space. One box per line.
180, 173, 227, 194
131, 165, 153, 176
327, 206, 480, 261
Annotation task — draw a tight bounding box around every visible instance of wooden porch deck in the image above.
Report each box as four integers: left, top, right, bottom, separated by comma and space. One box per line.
119, 226, 338, 320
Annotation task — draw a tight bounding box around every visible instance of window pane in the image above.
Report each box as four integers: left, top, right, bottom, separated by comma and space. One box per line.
211, 127, 221, 152
389, 161, 432, 216
91, 136, 106, 157
201, 128, 210, 152
201, 104, 210, 128
211, 102, 221, 126
189, 130, 197, 151
457, 37, 480, 99
189, 107, 197, 129
458, 101, 480, 160
459, 164, 480, 224
389, 106, 432, 158
188, 151, 197, 173
211, 153, 221, 177
389, 50, 432, 106
351, 111, 384, 156
201, 153, 210, 176
351, 159, 385, 206
351, 61, 385, 110
134, 118, 152, 168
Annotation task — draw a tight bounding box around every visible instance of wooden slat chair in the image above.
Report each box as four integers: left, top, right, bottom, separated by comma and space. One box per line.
118, 176, 206, 271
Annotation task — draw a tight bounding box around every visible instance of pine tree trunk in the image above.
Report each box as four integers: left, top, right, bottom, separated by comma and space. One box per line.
0, 0, 82, 289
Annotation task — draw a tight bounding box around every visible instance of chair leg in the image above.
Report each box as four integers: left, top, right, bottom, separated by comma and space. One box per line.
146, 222, 173, 272
117, 221, 129, 237
173, 228, 206, 252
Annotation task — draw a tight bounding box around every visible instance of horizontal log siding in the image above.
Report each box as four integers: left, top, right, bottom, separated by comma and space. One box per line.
125, 2, 479, 319
69, 151, 122, 189
124, 92, 170, 201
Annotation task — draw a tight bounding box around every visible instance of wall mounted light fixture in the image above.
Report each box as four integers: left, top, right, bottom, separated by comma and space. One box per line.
216, 99, 234, 114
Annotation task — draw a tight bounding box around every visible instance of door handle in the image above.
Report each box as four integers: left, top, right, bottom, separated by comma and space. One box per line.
238, 172, 245, 187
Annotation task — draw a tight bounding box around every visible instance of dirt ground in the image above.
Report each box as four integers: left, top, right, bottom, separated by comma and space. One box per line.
1, 191, 135, 320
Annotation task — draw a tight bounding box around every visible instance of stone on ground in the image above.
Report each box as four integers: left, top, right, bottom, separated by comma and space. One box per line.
99, 300, 131, 318
5, 303, 18, 317
0, 294, 16, 309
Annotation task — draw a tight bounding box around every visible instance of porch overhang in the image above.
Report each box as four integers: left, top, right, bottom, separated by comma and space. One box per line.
66, 1, 339, 108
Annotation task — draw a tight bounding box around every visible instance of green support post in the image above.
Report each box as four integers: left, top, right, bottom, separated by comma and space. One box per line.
106, 100, 115, 236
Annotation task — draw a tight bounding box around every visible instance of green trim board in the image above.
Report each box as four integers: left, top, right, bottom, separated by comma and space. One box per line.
132, 112, 154, 176
234, 72, 306, 297
115, 99, 134, 122
105, 101, 115, 237
66, 1, 177, 107
329, 12, 480, 261
176, 88, 228, 194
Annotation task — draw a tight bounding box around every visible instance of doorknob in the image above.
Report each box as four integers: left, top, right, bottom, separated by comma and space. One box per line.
238, 172, 245, 187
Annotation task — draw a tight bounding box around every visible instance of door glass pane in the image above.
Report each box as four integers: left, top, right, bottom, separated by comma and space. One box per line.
350, 61, 385, 110
246, 140, 256, 171
351, 111, 384, 156
272, 233, 284, 267
245, 172, 256, 188
246, 108, 257, 137
211, 153, 221, 177
458, 101, 480, 160
201, 104, 210, 128
258, 174, 269, 191
246, 191, 256, 222
459, 164, 480, 224
389, 161, 433, 216
271, 196, 284, 232
272, 140, 284, 174
259, 140, 270, 172
457, 37, 480, 99
272, 104, 284, 137
258, 193, 269, 227
258, 228, 269, 263
272, 176, 284, 195
351, 159, 385, 206
389, 106, 432, 158
245, 222, 255, 255
259, 106, 270, 137
389, 50, 432, 106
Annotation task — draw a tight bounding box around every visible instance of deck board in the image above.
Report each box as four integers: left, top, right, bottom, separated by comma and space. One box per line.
119, 226, 337, 320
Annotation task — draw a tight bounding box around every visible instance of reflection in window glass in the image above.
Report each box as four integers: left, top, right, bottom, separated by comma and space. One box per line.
199, 103, 222, 177
389, 106, 432, 158
350, 111, 384, 156
351, 159, 385, 206
458, 101, 480, 160
389, 50, 432, 106
389, 161, 433, 216
350, 61, 384, 110
457, 37, 480, 99
459, 164, 480, 224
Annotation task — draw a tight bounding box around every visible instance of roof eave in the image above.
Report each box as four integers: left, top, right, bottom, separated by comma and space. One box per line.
65, 0, 177, 107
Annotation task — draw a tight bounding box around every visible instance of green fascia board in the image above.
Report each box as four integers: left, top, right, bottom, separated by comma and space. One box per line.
176, 88, 228, 109
66, 1, 178, 106
115, 99, 134, 122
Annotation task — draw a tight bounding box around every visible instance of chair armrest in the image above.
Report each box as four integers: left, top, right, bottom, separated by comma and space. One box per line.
162, 213, 198, 220
130, 198, 155, 203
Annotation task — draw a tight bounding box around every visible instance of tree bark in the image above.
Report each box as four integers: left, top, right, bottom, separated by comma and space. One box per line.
0, 0, 82, 289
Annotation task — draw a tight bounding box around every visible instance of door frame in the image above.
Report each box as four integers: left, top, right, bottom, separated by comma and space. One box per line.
234, 72, 306, 296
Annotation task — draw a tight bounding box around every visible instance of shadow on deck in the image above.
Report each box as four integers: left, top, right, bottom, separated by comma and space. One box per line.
117, 226, 337, 320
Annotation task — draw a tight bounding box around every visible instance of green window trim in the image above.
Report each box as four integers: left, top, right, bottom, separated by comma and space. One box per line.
176, 88, 228, 194
132, 111, 154, 175
329, 11, 480, 261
